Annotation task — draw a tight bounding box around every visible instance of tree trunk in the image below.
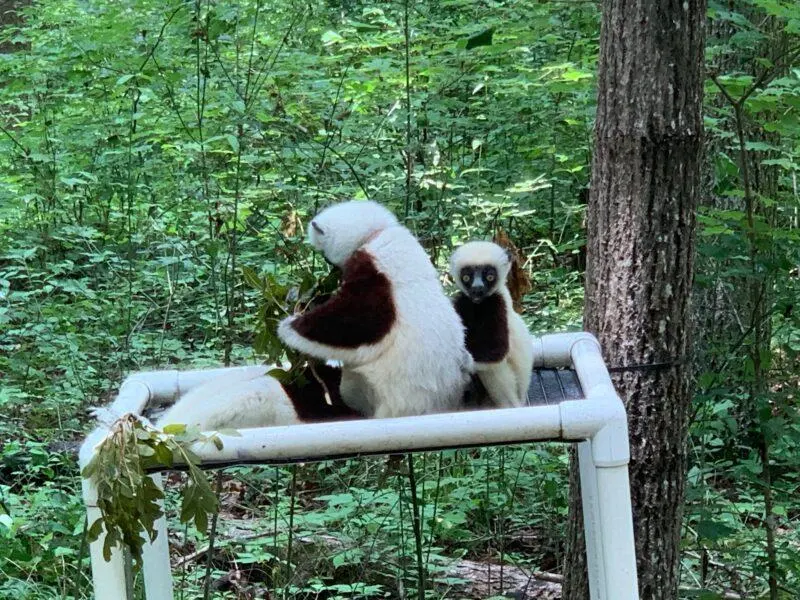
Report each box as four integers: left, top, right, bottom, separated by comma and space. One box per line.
562, 1, 706, 599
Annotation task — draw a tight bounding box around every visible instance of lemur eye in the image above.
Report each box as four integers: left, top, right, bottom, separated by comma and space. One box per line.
485, 273, 495, 283
461, 273, 471, 283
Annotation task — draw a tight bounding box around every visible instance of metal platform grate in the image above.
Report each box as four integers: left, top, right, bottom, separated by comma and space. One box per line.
527, 369, 584, 406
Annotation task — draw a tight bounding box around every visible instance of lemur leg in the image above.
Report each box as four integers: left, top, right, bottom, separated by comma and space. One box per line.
476, 361, 525, 408
157, 374, 300, 431
508, 338, 534, 403
339, 370, 374, 417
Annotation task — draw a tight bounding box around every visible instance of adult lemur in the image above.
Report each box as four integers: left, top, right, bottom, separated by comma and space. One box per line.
158, 200, 473, 430
450, 241, 534, 408
278, 200, 473, 419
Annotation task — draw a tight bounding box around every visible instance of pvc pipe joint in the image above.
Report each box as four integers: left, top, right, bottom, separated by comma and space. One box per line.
533, 331, 601, 368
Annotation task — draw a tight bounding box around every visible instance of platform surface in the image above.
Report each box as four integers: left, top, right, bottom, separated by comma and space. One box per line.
527, 369, 584, 406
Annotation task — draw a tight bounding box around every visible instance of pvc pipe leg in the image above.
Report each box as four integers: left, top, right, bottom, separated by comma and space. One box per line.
595, 464, 639, 599
577, 440, 606, 600
81, 476, 130, 600
142, 473, 173, 600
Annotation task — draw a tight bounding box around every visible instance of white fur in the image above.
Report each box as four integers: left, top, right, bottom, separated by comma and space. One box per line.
451, 241, 534, 408
280, 200, 473, 418
156, 368, 301, 431
308, 200, 399, 267
450, 241, 511, 280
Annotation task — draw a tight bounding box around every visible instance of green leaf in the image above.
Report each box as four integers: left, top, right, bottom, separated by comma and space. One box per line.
162, 424, 187, 435
137, 444, 155, 457
696, 519, 737, 541
154, 444, 174, 467
321, 30, 345, 45
744, 141, 777, 152
87, 518, 104, 543
214, 429, 241, 438
267, 367, 292, 383
760, 157, 795, 169
0, 514, 14, 530
194, 508, 208, 534
465, 27, 495, 50
241, 265, 264, 291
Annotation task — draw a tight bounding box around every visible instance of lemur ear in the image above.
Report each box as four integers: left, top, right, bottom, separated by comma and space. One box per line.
311, 221, 325, 235
503, 247, 513, 263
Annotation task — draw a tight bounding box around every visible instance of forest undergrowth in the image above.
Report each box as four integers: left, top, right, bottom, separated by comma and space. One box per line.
0, 0, 798, 598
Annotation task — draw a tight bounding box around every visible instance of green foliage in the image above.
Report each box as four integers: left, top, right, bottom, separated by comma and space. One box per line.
81, 415, 222, 567
0, 0, 797, 597
157, 447, 569, 598
245, 261, 341, 377
689, 2, 800, 597
0, 442, 86, 598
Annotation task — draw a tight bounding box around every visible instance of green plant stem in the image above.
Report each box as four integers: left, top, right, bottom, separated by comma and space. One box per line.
424, 452, 442, 567
284, 465, 298, 599
759, 439, 778, 600
712, 71, 779, 600
403, 0, 412, 217
202, 472, 223, 600
72, 517, 90, 600
406, 454, 425, 600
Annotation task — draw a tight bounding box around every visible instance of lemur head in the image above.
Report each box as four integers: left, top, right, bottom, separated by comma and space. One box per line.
308, 200, 399, 267
450, 241, 512, 303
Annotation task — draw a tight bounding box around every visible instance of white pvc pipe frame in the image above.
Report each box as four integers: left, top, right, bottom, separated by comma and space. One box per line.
79, 332, 639, 599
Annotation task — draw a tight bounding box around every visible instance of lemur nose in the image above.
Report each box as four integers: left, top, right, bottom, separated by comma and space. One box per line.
470, 284, 487, 298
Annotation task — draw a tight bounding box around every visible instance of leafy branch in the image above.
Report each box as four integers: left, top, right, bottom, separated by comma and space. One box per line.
244, 262, 340, 380
80, 259, 339, 566
81, 414, 222, 567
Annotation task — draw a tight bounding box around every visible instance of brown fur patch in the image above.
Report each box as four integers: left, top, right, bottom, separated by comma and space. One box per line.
284, 364, 364, 422
493, 229, 531, 313
290, 249, 396, 348
454, 292, 509, 363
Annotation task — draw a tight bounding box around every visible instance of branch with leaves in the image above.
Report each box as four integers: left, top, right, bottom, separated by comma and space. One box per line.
81, 415, 223, 567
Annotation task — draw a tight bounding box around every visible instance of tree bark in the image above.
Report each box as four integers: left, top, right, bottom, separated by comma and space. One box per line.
563, 1, 706, 599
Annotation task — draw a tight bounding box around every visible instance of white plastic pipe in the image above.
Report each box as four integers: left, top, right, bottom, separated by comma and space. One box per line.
577, 440, 607, 600
79, 382, 152, 464
596, 464, 639, 598
177, 405, 563, 466
91, 379, 152, 423
80, 379, 180, 600
566, 337, 631, 467
533, 331, 600, 369
565, 334, 639, 598
80, 334, 640, 599
128, 365, 270, 403
80, 475, 129, 599
141, 473, 173, 600
79, 380, 152, 600
570, 337, 616, 399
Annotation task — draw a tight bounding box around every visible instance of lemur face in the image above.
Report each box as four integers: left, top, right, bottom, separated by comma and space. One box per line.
459, 264, 499, 303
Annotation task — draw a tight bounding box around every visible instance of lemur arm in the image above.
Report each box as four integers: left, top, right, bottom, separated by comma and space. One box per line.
278, 249, 396, 365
